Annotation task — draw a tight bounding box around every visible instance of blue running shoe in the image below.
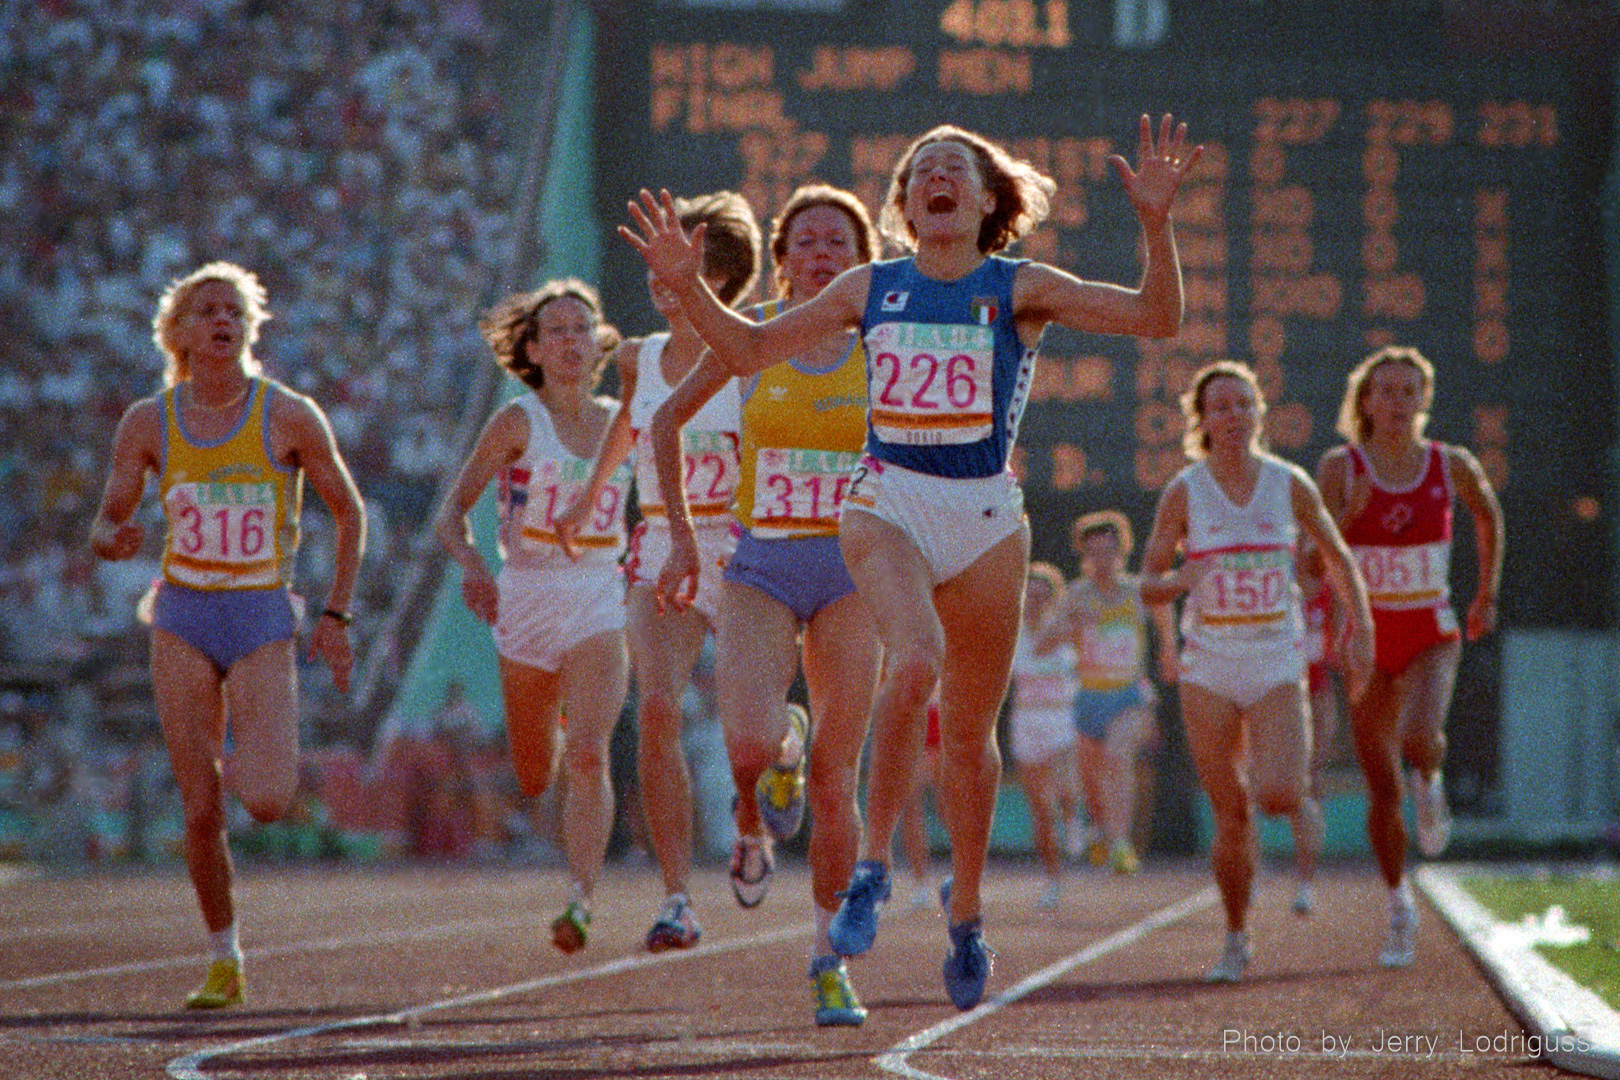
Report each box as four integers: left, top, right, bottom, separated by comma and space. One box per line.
942, 917, 993, 1010
939, 876, 952, 912
828, 860, 890, 957
809, 954, 867, 1026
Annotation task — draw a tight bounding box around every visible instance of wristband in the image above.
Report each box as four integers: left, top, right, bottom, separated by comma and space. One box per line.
322, 607, 354, 625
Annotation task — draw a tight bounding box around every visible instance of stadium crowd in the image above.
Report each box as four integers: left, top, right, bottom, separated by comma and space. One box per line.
0, 0, 523, 860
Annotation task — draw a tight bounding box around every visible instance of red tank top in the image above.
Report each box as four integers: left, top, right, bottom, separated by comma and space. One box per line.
1342, 441, 1453, 611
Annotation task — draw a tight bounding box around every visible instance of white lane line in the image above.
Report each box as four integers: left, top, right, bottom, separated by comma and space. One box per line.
166, 921, 812, 1080
875, 887, 1218, 1080
0, 915, 540, 990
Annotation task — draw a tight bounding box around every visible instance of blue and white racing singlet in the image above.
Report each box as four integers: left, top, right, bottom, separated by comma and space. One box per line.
859, 255, 1036, 479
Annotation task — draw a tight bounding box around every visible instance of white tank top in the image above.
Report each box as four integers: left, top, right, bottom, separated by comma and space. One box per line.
498, 392, 631, 568
628, 332, 742, 522
1179, 455, 1303, 654
1008, 629, 1079, 721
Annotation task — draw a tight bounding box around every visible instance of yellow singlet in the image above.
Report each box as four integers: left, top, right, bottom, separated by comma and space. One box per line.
732, 299, 870, 539
158, 377, 302, 590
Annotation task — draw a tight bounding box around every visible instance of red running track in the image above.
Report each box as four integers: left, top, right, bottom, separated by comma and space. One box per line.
0, 859, 1561, 1079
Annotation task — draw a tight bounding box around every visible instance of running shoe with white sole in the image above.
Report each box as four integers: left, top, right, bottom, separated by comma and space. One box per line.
550, 899, 590, 953
755, 703, 809, 841
810, 954, 867, 1026
1205, 930, 1252, 983
645, 893, 702, 952
729, 834, 773, 909
185, 958, 244, 1009
1411, 769, 1453, 857
828, 859, 890, 957
1380, 890, 1417, 968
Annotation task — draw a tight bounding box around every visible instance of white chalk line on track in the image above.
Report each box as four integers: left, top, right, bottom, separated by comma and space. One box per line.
0, 915, 541, 990
874, 886, 1219, 1080
165, 920, 812, 1080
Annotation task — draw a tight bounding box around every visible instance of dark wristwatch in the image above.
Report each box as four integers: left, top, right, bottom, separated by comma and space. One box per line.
322, 607, 354, 625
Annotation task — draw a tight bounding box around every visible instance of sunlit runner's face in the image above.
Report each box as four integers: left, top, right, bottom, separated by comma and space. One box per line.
905, 140, 991, 241
531, 296, 598, 386
1200, 375, 1260, 454
1361, 362, 1426, 439
782, 205, 858, 300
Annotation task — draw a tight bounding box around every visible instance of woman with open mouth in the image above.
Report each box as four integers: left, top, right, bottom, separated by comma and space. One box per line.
620, 111, 1200, 1013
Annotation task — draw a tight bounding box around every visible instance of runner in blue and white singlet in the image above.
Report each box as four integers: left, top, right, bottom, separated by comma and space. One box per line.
624, 114, 1204, 1013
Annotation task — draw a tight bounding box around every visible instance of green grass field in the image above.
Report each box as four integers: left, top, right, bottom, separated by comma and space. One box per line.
1463, 873, 1620, 1013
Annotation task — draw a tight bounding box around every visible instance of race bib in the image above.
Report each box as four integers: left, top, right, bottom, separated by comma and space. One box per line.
634, 428, 739, 517
866, 321, 994, 446
750, 447, 861, 532
681, 429, 740, 510
166, 481, 279, 581
522, 460, 630, 552
1078, 617, 1142, 685
1196, 547, 1295, 632
1355, 540, 1451, 610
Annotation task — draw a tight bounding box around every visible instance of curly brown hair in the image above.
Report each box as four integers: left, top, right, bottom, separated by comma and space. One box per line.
878, 125, 1055, 255
479, 279, 619, 390
675, 190, 761, 307
1179, 360, 1267, 459
768, 184, 878, 299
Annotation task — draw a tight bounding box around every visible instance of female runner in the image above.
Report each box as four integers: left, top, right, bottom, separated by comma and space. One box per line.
650, 183, 883, 1026
1139, 360, 1373, 983
623, 113, 1201, 1009
1317, 345, 1503, 967
435, 280, 628, 953
90, 262, 365, 1007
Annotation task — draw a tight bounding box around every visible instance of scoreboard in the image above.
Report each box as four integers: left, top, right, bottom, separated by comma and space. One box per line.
593, 0, 1615, 629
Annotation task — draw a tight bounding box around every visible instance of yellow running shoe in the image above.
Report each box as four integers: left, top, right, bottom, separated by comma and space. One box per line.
755, 703, 809, 841
810, 955, 867, 1026
185, 958, 244, 1009
1109, 839, 1141, 875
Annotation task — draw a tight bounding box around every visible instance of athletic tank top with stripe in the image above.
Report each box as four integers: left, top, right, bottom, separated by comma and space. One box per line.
159, 377, 300, 591
1009, 630, 1079, 718
497, 392, 630, 568
1179, 456, 1303, 653
1342, 441, 1453, 612
1071, 576, 1149, 691
859, 255, 1036, 479
733, 298, 869, 538
628, 332, 742, 523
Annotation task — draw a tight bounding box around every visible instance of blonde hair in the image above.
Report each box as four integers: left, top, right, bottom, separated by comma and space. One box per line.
1071, 509, 1135, 561
151, 262, 268, 387
769, 184, 878, 299
1026, 560, 1066, 603
1180, 360, 1267, 459
879, 124, 1055, 254
1335, 344, 1436, 444
478, 279, 619, 390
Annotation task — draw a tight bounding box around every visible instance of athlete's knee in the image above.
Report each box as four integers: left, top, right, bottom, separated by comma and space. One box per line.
1254, 780, 1303, 818
884, 644, 943, 711
563, 738, 609, 780
238, 779, 294, 824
